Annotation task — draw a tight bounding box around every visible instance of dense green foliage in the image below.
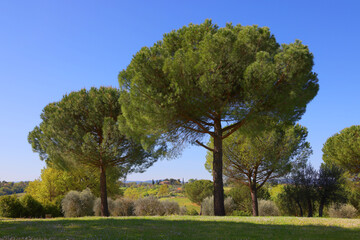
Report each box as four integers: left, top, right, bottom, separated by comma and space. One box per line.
28, 87, 160, 216
0, 194, 62, 218
0, 181, 28, 196
317, 163, 347, 216
227, 185, 252, 213
21, 195, 44, 218
118, 20, 319, 215
184, 180, 213, 205
0, 195, 24, 218
323, 125, 360, 176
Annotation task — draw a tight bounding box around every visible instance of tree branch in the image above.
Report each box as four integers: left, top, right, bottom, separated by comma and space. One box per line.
257, 171, 274, 190
195, 140, 214, 152
222, 117, 248, 139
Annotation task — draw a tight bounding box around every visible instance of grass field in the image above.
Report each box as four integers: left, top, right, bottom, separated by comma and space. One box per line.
1, 216, 359, 239
160, 197, 200, 212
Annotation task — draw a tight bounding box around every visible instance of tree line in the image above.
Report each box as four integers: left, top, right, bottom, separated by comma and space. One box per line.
0, 181, 29, 196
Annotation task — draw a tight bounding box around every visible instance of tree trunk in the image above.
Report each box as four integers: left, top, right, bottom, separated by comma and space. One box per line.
296, 200, 303, 217
319, 198, 325, 217
212, 120, 225, 216
250, 184, 259, 216
307, 198, 313, 217
100, 164, 109, 217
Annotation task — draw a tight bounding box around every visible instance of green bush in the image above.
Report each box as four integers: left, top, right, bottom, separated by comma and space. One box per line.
0, 195, 24, 218
258, 199, 280, 216
21, 195, 44, 218
134, 196, 165, 216
179, 206, 187, 215
329, 204, 358, 218
258, 187, 271, 200
111, 198, 134, 216
43, 202, 62, 217
186, 208, 199, 215
93, 198, 114, 216
162, 200, 180, 215
79, 189, 95, 216
201, 196, 236, 216
62, 189, 95, 217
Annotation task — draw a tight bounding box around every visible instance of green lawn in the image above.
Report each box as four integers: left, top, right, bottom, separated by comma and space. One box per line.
1, 216, 359, 239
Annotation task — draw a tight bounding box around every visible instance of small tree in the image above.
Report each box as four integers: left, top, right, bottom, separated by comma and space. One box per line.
227, 185, 252, 213
28, 87, 161, 216
280, 164, 318, 217
317, 163, 347, 217
184, 180, 213, 205
157, 185, 169, 197
205, 123, 311, 216
322, 125, 360, 176
118, 20, 319, 215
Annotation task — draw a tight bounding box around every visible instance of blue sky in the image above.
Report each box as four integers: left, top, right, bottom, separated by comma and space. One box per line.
0, 0, 359, 182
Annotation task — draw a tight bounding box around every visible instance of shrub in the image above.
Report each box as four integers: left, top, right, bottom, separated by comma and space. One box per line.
134, 196, 165, 216
201, 196, 214, 216
0, 195, 24, 218
111, 198, 134, 216
162, 200, 180, 215
201, 196, 236, 216
79, 189, 95, 216
186, 208, 199, 215
258, 199, 280, 216
224, 196, 236, 215
328, 204, 358, 218
62, 189, 95, 217
179, 206, 187, 215
93, 198, 114, 216
43, 202, 62, 217
21, 195, 44, 218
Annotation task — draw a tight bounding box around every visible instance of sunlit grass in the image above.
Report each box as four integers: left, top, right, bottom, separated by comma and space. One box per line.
1, 216, 359, 239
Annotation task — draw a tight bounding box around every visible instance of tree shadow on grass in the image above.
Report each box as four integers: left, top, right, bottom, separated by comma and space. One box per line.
1, 217, 359, 240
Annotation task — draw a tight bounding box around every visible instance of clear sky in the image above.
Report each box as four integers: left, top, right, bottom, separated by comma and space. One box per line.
0, 0, 359, 182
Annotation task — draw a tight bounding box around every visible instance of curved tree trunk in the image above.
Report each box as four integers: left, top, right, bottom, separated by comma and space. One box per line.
296, 200, 303, 217
100, 164, 109, 217
250, 184, 259, 216
213, 119, 225, 216
307, 198, 313, 217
